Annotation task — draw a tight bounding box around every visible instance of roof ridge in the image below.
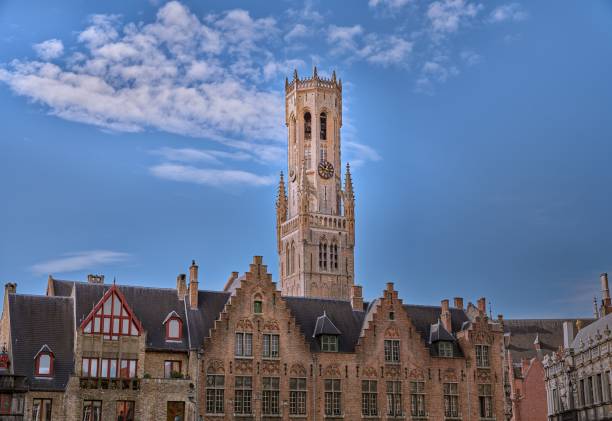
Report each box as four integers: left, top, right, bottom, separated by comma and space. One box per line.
12, 294, 72, 300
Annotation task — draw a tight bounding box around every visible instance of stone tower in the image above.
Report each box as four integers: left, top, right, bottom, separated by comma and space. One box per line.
276, 67, 355, 300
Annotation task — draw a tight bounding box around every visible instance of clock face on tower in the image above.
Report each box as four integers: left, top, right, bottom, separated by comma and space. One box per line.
318, 161, 334, 179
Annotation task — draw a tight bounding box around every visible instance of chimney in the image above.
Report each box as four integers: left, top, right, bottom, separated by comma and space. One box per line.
576, 319, 584, 331
454, 297, 464, 310
87, 274, 104, 284
4, 283, 16, 296
477, 297, 487, 314
351, 285, 363, 310
176, 274, 187, 300
189, 260, 199, 310
563, 321, 575, 349
441, 299, 452, 333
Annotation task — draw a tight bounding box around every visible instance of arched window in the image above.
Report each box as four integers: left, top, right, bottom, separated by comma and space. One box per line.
320, 145, 327, 163
305, 148, 312, 169
290, 242, 296, 274
320, 112, 327, 140
164, 311, 183, 341
285, 243, 290, 276
330, 242, 338, 270
34, 346, 54, 377
253, 294, 263, 314
304, 112, 312, 140
319, 241, 328, 270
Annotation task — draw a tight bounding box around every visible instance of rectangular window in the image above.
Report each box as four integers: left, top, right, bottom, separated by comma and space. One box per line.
263, 377, 280, 415
99, 358, 119, 378
361, 380, 378, 416
305, 149, 312, 169
235, 333, 253, 357
478, 384, 493, 418
321, 335, 338, 352
597, 373, 603, 403
81, 357, 98, 378
290, 378, 307, 415
164, 360, 181, 379
325, 379, 342, 416
0, 394, 23, 416
205, 375, 224, 414
411, 381, 426, 417
384, 340, 400, 362
82, 400, 101, 421
32, 399, 52, 421
476, 345, 490, 368
263, 334, 280, 358
443, 383, 459, 418
234, 376, 252, 415
588, 376, 594, 405
387, 381, 402, 416
439, 342, 454, 358
579, 378, 586, 406
605, 371, 611, 402
119, 360, 137, 378
116, 401, 134, 421
552, 388, 559, 412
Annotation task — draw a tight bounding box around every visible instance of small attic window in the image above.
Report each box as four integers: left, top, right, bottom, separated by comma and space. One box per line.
389, 311, 395, 320
438, 342, 453, 358
253, 294, 263, 314
163, 312, 183, 341
34, 346, 54, 377
321, 335, 338, 352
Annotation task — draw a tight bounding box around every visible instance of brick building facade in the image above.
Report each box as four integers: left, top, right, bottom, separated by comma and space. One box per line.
0, 70, 507, 420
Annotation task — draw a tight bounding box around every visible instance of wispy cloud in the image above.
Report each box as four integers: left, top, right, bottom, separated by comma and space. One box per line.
31, 250, 130, 274
489, 3, 529, 23
150, 163, 275, 187
151, 147, 251, 164
427, 0, 482, 37
368, 0, 411, 11
33, 39, 64, 60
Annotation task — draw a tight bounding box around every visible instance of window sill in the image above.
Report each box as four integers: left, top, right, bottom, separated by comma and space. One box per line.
262, 357, 281, 361
261, 414, 281, 417
234, 356, 254, 360
204, 413, 225, 417
384, 361, 401, 365
289, 416, 308, 419
165, 339, 183, 343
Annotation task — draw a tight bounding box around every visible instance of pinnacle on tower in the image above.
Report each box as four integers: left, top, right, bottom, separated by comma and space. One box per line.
276, 171, 287, 217
313, 65, 318, 78
332, 70, 336, 82
344, 162, 354, 200
293, 69, 299, 80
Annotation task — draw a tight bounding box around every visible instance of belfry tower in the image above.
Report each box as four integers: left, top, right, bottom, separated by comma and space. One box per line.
276, 68, 356, 301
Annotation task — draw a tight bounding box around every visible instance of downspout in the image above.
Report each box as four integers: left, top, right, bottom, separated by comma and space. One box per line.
183, 298, 197, 421
313, 352, 318, 421
466, 358, 472, 421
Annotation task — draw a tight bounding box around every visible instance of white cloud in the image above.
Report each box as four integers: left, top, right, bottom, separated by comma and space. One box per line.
368, 0, 411, 11
31, 250, 130, 274
33, 39, 64, 60
152, 147, 251, 164
328, 26, 412, 66
150, 163, 275, 187
460, 50, 481, 66
284, 24, 310, 42
345, 141, 382, 167
489, 3, 528, 23
415, 55, 459, 93
427, 0, 481, 35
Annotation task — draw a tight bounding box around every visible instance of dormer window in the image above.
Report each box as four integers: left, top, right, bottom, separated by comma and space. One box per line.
81, 285, 142, 340
34, 345, 54, 377
321, 335, 338, 352
438, 341, 453, 358
163, 312, 183, 341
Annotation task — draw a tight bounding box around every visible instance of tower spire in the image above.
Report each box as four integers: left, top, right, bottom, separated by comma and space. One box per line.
276, 171, 288, 253
344, 163, 354, 201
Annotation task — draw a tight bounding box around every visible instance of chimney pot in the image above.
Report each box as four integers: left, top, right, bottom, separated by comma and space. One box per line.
87, 274, 104, 284
4, 283, 16, 295
189, 260, 199, 309
453, 297, 464, 309
440, 299, 452, 333
477, 297, 487, 314
176, 274, 187, 300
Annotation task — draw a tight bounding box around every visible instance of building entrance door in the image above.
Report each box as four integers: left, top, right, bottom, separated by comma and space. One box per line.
167, 401, 185, 421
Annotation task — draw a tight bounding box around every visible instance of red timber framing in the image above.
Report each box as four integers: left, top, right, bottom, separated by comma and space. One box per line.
80, 284, 143, 340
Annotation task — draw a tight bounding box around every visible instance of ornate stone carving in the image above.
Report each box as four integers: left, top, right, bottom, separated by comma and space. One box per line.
236, 318, 254, 331
477, 368, 491, 382
290, 363, 307, 377
385, 326, 400, 338
473, 330, 494, 345
363, 366, 378, 378
262, 360, 280, 375
409, 368, 425, 380
385, 365, 401, 378
442, 368, 457, 382
323, 363, 341, 377
263, 319, 280, 331
235, 359, 253, 374
206, 359, 225, 374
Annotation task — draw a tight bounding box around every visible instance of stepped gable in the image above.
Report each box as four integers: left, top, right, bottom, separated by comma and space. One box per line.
9, 294, 74, 391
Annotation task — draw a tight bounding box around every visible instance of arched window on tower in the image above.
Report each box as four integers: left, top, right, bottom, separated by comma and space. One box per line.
320, 112, 327, 140
330, 242, 338, 271
305, 148, 312, 169
285, 243, 290, 276
290, 242, 296, 274
304, 112, 312, 140
319, 241, 328, 271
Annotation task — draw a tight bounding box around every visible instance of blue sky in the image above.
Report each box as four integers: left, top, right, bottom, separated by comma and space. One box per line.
1, 0, 611, 318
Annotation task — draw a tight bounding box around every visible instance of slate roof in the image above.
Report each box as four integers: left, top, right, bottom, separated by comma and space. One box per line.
429, 320, 455, 343
571, 313, 612, 349
186, 290, 231, 348
284, 297, 365, 352
504, 318, 594, 362
9, 294, 74, 391
403, 304, 469, 342
313, 312, 342, 337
